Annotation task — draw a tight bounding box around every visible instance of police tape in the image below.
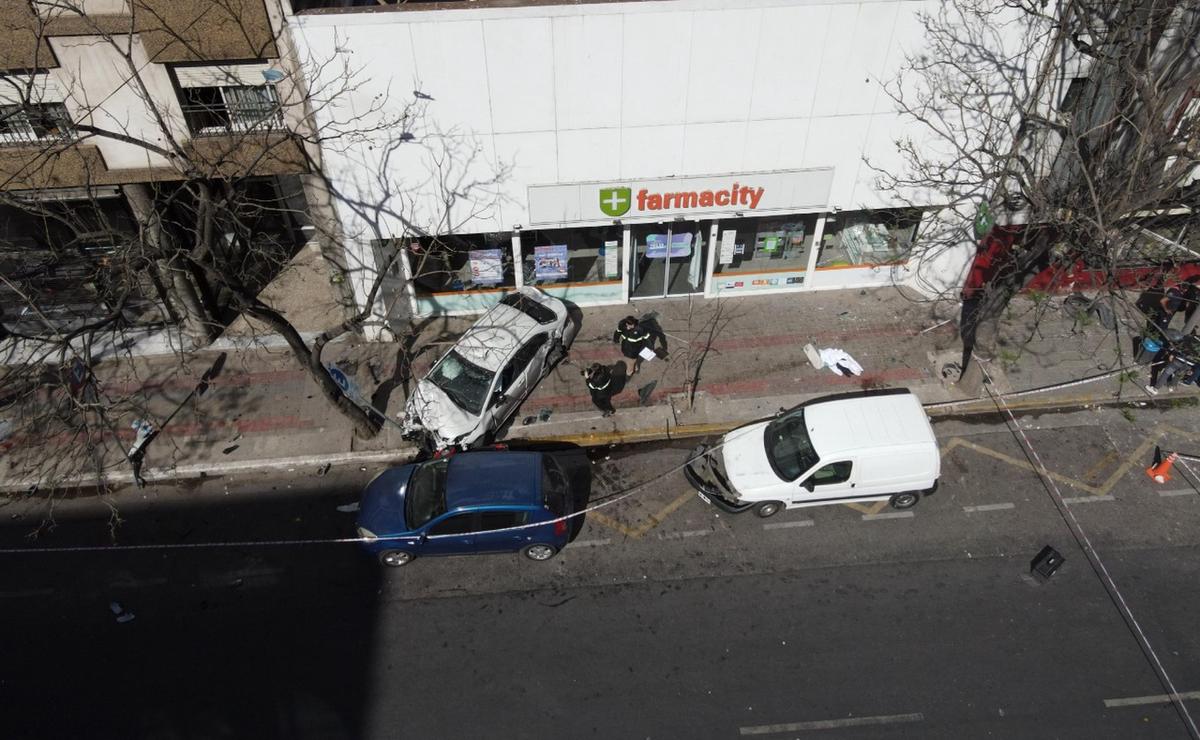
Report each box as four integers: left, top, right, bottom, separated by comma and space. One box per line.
0, 425, 759, 556
923, 365, 1139, 410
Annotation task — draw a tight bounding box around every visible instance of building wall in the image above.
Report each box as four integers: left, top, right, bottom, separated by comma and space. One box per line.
0, 0, 303, 185
293, 0, 943, 235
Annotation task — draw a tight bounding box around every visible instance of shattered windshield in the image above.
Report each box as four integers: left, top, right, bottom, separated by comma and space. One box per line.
763, 409, 819, 481
427, 350, 494, 416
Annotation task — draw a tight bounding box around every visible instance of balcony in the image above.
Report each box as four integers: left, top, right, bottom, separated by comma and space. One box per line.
180, 86, 284, 138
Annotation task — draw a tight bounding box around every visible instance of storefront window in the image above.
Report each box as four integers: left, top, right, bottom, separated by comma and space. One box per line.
520, 227, 623, 287
407, 232, 515, 295
816, 209, 922, 268
712, 215, 817, 276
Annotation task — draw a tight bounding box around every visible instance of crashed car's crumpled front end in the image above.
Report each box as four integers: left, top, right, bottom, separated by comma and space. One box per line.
402, 382, 483, 449
683, 443, 755, 513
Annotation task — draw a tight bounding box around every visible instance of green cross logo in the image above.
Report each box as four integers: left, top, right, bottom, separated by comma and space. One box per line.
599, 187, 631, 217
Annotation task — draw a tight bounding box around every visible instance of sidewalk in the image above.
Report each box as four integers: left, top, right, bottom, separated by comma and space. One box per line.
0, 286, 1178, 491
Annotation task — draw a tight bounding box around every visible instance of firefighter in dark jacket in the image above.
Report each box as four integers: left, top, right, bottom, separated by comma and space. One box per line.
583, 363, 616, 417
613, 315, 653, 374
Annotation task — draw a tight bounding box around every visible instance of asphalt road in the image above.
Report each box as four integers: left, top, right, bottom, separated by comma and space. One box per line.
2, 404, 1200, 739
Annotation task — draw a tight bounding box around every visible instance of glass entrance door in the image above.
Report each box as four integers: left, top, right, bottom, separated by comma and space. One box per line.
629, 222, 708, 298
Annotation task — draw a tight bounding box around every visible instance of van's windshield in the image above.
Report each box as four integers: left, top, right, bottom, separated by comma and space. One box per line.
763, 409, 819, 481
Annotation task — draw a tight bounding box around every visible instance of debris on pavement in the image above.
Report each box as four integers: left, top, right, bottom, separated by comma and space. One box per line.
109, 602, 135, 624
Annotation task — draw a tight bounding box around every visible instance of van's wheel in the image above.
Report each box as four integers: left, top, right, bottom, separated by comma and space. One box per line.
521, 543, 558, 561
755, 501, 782, 518
889, 492, 920, 510
378, 550, 414, 567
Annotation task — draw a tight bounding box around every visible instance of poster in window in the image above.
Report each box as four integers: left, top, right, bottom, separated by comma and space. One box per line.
645, 232, 693, 259
534, 244, 568, 280
603, 240, 620, 278
757, 232, 782, 253
468, 249, 503, 285
719, 229, 737, 265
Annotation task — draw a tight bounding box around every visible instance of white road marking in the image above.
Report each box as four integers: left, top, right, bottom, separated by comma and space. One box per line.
570, 539, 611, 548
662, 529, 712, 540
740, 712, 924, 734
1158, 489, 1197, 498
763, 520, 814, 530
863, 512, 914, 521
1063, 495, 1115, 504
963, 503, 1015, 513
1104, 690, 1200, 708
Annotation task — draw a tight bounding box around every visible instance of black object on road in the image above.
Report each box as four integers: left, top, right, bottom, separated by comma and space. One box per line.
1030, 545, 1065, 580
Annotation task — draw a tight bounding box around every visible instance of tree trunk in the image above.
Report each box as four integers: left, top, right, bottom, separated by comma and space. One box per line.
243, 303, 382, 438
124, 184, 217, 344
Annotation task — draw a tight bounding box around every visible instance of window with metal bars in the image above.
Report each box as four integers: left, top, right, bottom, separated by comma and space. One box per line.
180, 84, 282, 136
0, 103, 73, 146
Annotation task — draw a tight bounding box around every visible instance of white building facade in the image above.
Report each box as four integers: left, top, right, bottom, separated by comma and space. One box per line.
289, 0, 975, 331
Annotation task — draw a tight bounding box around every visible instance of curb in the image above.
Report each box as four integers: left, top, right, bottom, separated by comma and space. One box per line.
2, 386, 1184, 493
0, 446, 420, 494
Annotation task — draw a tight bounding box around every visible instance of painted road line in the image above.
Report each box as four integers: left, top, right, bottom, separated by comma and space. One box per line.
1158, 489, 1198, 497
763, 520, 815, 530
1104, 690, 1200, 708
863, 511, 915, 521
662, 529, 712, 540
963, 503, 1016, 513
740, 712, 924, 735
570, 539, 611, 548
1063, 495, 1116, 504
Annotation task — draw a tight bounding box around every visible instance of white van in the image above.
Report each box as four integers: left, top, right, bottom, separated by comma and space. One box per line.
684, 389, 940, 517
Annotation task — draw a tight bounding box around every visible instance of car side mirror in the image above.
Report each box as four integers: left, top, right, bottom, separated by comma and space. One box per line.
801, 478, 815, 492
492, 393, 507, 407
418, 532, 429, 543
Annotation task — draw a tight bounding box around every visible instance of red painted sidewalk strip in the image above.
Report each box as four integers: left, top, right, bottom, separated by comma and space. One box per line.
526, 367, 928, 411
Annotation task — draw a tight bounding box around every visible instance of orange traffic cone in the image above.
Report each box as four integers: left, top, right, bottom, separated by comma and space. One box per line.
1146, 449, 1178, 484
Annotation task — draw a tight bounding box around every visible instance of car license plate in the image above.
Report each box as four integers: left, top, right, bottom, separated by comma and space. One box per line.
696, 492, 711, 505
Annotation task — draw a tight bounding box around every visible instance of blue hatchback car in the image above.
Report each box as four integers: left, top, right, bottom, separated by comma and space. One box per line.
356, 450, 575, 567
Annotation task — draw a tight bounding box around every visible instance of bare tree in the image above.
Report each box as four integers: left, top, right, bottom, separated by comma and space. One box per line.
0, 2, 508, 498
871, 0, 1200, 362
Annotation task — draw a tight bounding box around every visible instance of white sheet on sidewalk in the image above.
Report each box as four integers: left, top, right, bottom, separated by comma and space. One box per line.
817, 348, 864, 376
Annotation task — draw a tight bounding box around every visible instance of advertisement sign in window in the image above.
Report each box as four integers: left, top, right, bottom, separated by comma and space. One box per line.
534, 244, 568, 280
645, 232, 693, 259
603, 240, 620, 278
719, 229, 737, 265
468, 249, 504, 285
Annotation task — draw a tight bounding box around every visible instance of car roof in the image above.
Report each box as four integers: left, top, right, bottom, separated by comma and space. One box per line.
445, 451, 543, 510
804, 390, 936, 458
454, 303, 543, 372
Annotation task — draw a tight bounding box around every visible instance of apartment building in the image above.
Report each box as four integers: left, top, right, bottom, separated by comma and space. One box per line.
0, 0, 316, 339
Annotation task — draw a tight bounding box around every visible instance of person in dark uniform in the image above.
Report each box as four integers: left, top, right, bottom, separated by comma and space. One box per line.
613, 315, 653, 374
583, 363, 616, 417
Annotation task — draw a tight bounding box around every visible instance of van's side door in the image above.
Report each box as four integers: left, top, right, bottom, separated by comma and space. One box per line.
796, 460, 857, 503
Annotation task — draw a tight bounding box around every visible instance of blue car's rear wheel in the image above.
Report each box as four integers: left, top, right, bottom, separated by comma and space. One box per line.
379, 550, 414, 567
521, 543, 557, 561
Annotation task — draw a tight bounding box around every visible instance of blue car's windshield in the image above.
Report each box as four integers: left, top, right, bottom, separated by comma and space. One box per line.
763, 409, 819, 481
428, 350, 494, 416
406, 458, 450, 528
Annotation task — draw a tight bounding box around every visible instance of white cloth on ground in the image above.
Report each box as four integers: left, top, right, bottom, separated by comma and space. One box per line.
817, 348, 864, 377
